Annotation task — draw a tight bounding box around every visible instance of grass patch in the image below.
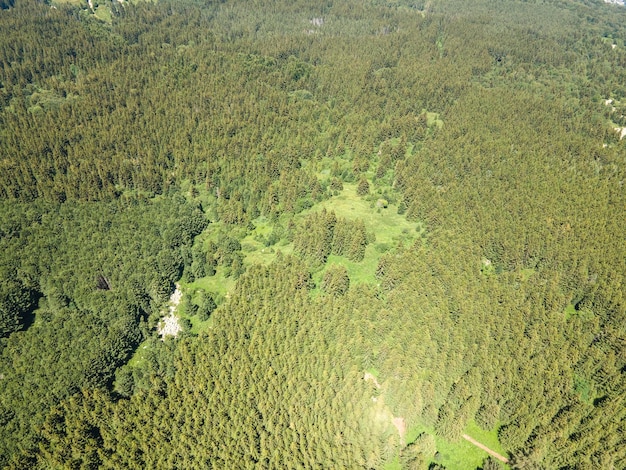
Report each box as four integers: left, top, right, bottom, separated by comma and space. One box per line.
464, 420, 508, 460
426, 111, 444, 129
183, 270, 235, 301
51, 0, 83, 6
383, 455, 402, 470
303, 183, 422, 285
244, 243, 293, 266
313, 183, 422, 246
180, 310, 213, 335
248, 216, 274, 237
564, 303, 577, 319
325, 249, 378, 284
480, 259, 496, 277
400, 420, 509, 470
564, 302, 594, 322
239, 216, 294, 266
126, 339, 156, 369
194, 182, 423, 297
93, 4, 112, 23
431, 433, 490, 470
178, 267, 234, 334
573, 375, 594, 403
404, 425, 425, 446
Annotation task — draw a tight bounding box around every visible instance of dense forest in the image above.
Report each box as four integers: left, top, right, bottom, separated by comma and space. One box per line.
0, 0, 625, 468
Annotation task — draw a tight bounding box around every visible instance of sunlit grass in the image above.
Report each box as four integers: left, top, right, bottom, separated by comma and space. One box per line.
397, 420, 509, 470
93, 4, 112, 23
183, 270, 235, 301
305, 183, 423, 283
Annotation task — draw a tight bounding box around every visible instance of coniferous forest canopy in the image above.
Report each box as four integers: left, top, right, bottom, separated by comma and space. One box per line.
0, 0, 625, 467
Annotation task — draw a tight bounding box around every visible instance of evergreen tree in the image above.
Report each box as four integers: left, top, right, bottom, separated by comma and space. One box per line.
321, 264, 350, 296
357, 177, 370, 196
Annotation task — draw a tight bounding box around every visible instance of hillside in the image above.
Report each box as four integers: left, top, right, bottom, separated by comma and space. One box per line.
0, 0, 625, 468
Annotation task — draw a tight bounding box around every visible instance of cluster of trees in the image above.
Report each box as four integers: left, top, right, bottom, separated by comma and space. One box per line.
205, 233, 246, 279
293, 209, 369, 266
321, 264, 351, 296
0, 197, 207, 465
182, 290, 217, 321
0, 0, 625, 468
36, 258, 397, 469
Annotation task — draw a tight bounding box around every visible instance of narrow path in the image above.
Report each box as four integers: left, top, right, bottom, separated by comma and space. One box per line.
462, 434, 509, 463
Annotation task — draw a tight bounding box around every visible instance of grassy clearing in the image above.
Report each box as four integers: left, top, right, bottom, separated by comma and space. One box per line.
242, 244, 291, 266
573, 375, 594, 403
464, 420, 508, 461
564, 302, 594, 322
324, 250, 378, 284
178, 267, 234, 334
314, 183, 422, 246
126, 338, 156, 369
185, 217, 289, 300
564, 302, 576, 315
240, 216, 294, 266
398, 420, 508, 470
93, 4, 112, 23
51, 0, 83, 6
308, 183, 423, 283
180, 310, 214, 335
426, 111, 444, 129
432, 433, 490, 469
188, 181, 422, 300
51, 0, 112, 23
183, 270, 235, 302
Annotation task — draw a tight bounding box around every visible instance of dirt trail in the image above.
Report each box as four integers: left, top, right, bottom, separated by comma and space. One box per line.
462, 434, 509, 463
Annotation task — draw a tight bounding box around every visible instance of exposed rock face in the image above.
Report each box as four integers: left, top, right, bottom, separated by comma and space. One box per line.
158, 284, 182, 339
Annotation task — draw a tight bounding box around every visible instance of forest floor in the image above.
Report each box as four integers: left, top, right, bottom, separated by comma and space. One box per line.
462, 434, 509, 463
